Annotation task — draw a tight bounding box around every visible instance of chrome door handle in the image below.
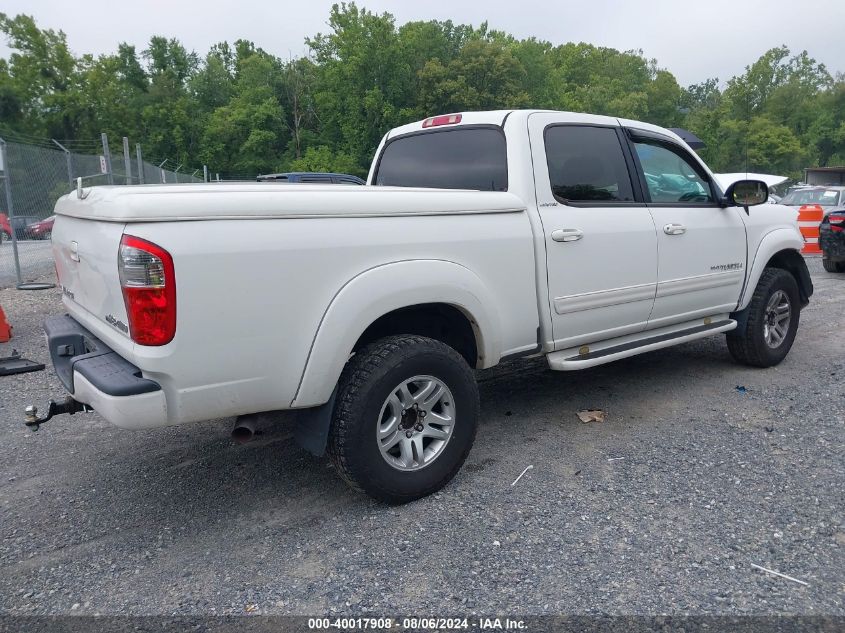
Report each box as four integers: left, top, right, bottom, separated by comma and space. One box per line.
663, 223, 687, 235
551, 229, 584, 242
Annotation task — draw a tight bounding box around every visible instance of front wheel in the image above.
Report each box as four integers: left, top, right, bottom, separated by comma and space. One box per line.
726, 268, 800, 367
328, 335, 479, 504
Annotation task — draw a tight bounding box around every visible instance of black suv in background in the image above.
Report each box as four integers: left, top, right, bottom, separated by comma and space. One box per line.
819, 209, 845, 272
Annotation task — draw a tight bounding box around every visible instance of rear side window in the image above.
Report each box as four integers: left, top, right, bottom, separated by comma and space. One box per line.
374, 127, 507, 191
544, 126, 635, 203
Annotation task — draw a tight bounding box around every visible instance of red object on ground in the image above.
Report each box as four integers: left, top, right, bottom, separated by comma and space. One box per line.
0, 305, 11, 342
0, 213, 11, 239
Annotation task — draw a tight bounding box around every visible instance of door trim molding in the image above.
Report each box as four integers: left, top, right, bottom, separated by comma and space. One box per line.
655, 269, 744, 298
554, 282, 656, 315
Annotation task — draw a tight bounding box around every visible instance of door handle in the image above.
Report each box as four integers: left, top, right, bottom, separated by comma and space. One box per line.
551, 229, 584, 242
663, 223, 687, 236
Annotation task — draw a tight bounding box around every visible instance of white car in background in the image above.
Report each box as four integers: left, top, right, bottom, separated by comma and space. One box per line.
714, 173, 790, 204
779, 186, 845, 213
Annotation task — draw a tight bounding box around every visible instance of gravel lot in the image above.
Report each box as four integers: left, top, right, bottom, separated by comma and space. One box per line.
0, 240, 56, 289
0, 257, 842, 617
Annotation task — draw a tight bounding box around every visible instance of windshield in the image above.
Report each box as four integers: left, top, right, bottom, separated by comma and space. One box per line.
374, 127, 507, 191
780, 189, 841, 207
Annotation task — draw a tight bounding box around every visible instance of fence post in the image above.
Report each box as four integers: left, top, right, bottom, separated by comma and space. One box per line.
122, 137, 132, 185
136, 144, 144, 184
174, 164, 182, 184
0, 138, 23, 287
203, 165, 208, 183
51, 139, 74, 186
158, 159, 168, 184
101, 133, 114, 185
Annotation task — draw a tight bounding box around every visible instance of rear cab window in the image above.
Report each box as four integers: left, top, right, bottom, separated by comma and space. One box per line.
374, 127, 507, 191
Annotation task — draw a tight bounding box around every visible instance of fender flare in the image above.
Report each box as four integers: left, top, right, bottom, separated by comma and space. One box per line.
292, 259, 502, 408
737, 228, 805, 312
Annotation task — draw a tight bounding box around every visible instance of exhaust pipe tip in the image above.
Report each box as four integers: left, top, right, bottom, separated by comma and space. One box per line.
231, 416, 257, 444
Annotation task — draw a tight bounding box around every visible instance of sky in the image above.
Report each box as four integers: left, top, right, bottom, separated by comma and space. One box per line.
1, 0, 844, 87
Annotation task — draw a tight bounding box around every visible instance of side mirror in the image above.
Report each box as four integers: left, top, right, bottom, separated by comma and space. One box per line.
725, 179, 769, 213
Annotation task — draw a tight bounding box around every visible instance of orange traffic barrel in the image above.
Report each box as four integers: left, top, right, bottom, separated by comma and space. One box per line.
0, 305, 11, 342
797, 204, 824, 254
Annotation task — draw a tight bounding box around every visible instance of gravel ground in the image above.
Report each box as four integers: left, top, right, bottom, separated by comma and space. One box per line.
0, 257, 842, 617
0, 240, 56, 289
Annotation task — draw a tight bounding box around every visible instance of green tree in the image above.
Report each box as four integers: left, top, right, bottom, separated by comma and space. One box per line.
418, 39, 530, 113
289, 145, 359, 174
199, 52, 286, 176
307, 3, 411, 168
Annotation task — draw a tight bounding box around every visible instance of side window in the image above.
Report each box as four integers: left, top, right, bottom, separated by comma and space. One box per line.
544, 126, 635, 203
633, 140, 714, 204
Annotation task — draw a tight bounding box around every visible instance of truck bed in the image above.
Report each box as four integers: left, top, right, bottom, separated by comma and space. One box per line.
56, 183, 526, 222
51, 183, 541, 427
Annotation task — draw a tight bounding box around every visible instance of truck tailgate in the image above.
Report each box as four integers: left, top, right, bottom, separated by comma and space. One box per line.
52, 215, 130, 340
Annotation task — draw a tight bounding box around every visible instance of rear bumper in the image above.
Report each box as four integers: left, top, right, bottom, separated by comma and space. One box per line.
44, 315, 168, 429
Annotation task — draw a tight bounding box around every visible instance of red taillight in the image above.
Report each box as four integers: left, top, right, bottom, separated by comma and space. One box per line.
118, 235, 176, 345
422, 113, 462, 128
828, 213, 845, 232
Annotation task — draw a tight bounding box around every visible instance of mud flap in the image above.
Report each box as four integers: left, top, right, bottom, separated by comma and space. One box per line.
293, 388, 337, 457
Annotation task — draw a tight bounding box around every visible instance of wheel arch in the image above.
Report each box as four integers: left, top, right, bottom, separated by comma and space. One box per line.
292, 259, 501, 408
738, 229, 810, 312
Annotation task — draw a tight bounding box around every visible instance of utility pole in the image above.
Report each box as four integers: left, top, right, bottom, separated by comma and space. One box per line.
0, 138, 22, 286
51, 139, 74, 186
101, 133, 113, 185
136, 144, 144, 184
122, 137, 132, 185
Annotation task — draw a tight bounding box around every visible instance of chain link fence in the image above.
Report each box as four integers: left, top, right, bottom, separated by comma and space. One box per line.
0, 134, 206, 289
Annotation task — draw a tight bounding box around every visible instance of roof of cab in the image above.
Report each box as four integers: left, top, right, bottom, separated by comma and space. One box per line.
388, 109, 687, 147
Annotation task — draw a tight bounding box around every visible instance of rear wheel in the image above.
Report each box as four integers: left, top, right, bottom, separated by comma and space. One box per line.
822, 258, 845, 273
328, 335, 479, 504
727, 268, 800, 367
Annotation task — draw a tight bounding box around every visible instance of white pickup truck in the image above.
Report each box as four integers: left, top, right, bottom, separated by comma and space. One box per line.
35, 110, 812, 503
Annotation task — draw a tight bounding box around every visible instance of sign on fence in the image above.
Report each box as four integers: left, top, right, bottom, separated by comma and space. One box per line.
99, 155, 108, 174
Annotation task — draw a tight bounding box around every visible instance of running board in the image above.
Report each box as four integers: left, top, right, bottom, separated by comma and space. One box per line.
547, 319, 737, 371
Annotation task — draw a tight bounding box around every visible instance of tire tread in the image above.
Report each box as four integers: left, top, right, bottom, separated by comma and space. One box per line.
327, 334, 477, 503
727, 267, 798, 368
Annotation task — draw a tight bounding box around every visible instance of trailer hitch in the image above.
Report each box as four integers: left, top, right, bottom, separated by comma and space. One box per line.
24, 397, 91, 431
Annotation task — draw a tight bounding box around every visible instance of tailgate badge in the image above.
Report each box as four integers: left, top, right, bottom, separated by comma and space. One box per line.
70, 241, 80, 262
106, 314, 129, 334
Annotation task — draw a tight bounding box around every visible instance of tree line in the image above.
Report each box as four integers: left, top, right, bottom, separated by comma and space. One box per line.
1, 3, 843, 180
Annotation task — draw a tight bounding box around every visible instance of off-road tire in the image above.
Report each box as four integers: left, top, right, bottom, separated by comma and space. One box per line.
822, 258, 845, 273
328, 335, 479, 504
726, 267, 800, 367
